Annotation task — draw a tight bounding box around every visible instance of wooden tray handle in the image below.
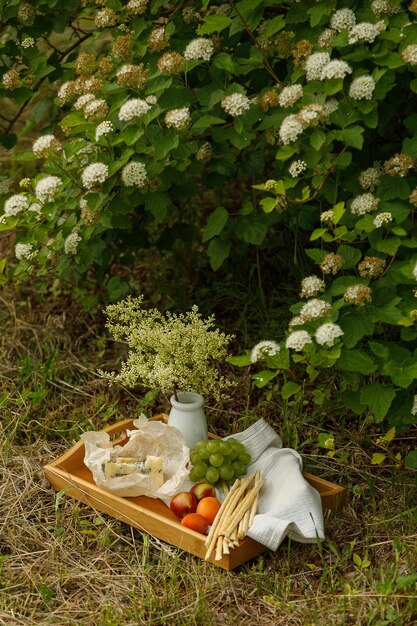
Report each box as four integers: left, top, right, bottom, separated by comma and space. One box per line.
102, 414, 169, 446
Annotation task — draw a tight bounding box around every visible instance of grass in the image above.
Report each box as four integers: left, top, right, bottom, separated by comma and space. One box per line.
1, 284, 417, 626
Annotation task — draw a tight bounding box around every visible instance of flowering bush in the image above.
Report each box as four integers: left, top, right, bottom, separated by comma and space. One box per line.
1, 0, 417, 452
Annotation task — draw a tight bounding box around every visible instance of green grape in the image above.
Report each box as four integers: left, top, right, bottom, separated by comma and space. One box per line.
206, 440, 220, 454
198, 446, 210, 460
194, 462, 209, 478
190, 452, 202, 465
205, 467, 220, 484
232, 441, 245, 454
238, 452, 251, 465
232, 461, 245, 476
219, 440, 232, 456
209, 453, 223, 467
189, 468, 199, 482
219, 464, 234, 481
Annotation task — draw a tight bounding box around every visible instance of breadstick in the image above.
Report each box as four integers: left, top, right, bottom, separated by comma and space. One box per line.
223, 477, 265, 538
215, 536, 223, 561
248, 489, 260, 529
204, 472, 256, 559
222, 537, 230, 554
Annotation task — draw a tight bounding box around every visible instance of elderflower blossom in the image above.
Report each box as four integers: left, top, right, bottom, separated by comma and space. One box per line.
121, 162, 147, 187
4, 194, 29, 216
373, 212, 393, 227
119, 98, 150, 122
371, 0, 400, 16
250, 340, 281, 363
165, 107, 191, 130
278, 84, 303, 108
157, 51, 183, 74
15, 242, 33, 260
289, 160, 307, 177
28, 203, 41, 214
330, 8, 356, 32
315, 323, 343, 347
298, 103, 323, 125
317, 29, 336, 48
320, 210, 335, 222
320, 253, 345, 275
348, 22, 384, 45
286, 330, 313, 352
84, 99, 108, 121
64, 232, 81, 255
221, 93, 251, 117
279, 115, 304, 144
322, 98, 339, 117
305, 52, 331, 80
74, 93, 95, 110
127, 0, 148, 14
95, 8, 117, 28
321, 59, 352, 80
350, 193, 379, 215
349, 76, 375, 100
95, 120, 114, 141
358, 256, 386, 278
35, 176, 62, 203
344, 284, 372, 306
2, 68, 21, 90
402, 45, 417, 66
21, 37, 35, 48
184, 38, 214, 62
81, 162, 108, 189
359, 165, 381, 190
300, 276, 325, 298
299, 299, 331, 321
32, 134, 62, 157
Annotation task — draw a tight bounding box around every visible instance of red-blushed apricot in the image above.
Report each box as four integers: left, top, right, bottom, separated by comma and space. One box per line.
180, 513, 209, 534
196, 496, 221, 525
189, 482, 216, 501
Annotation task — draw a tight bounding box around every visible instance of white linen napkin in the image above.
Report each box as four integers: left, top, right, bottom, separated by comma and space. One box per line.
226, 419, 325, 551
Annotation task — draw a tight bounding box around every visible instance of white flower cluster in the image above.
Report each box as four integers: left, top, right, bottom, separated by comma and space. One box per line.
145, 95, 157, 105
359, 165, 381, 190
286, 330, 313, 352
402, 45, 417, 66
84, 98, 108, 121
35, 176, 62, 203
299, 298, 331, 321
221, 93, 251, 117
184, 38, 214, 62
15, 242, 33, 260
165, 107, 191, 130
95, 120, 114, 141
279, 115, 304, 144
371, 0, 401, 16
315, 323, 343, 347
289, 160, 307, 178
298, 103, 323, 125
118, 98, 150, 122
127, 0, 148, 14
411, 394, 417, 416
300, 275, 325, 298
64, 232, 81, 255
32, 134, 62, 157
250, 340, 280, 363
330, 8, 356, 32
121, 162, 147, 187
320, 210, 334, 222
74, 93, 95, 110
350, 192, 380, 215
321, 59, 352, 80
305, 52, 331, 80
344, 284, 372, 306
349, 76, 375, 100
21, 37, 35, 48
322, 98, 339, 117
4, 194, 29, 216
278, 84, 303, 108
413, 262, 417, 280
317, 29, 335, 49
373, 212, 393, 227
81, 162, 108, 189
28, 202, 41, 214
348, 22, 384, 45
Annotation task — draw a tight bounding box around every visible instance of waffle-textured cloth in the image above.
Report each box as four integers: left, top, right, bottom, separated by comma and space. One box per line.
226, 419, 325, 551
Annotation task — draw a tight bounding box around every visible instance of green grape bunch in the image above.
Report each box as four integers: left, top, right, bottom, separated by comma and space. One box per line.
189, 438, 251, 486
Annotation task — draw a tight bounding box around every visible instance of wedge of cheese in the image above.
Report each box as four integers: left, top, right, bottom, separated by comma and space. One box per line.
103, 455, 164, 488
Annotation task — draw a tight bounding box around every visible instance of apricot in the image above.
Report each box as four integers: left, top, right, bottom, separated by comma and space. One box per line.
170, 491, 197, 519
196, 496, 221, 525
180, 513, 209, 534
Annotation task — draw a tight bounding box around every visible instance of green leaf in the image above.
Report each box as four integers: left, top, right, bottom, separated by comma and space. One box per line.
403, 135, 417, 160
371, 453, 386, 465
198, 14, 232, 34
107, 276, 131, 302
212, 53, 235, 73
337, 245, 361, 269
258, 15, 285, 39
360, 384, 396, 420
202, 207, 229, 242
228, 351, 252, 367
339, 314, 374, 349
310, 228, 326, 241
339, 349, 377, 375
207, 237, 231, 270
374, 237, 402, 256
259, 197, 278, 213
305, 248, 327, 263
253, 369, 277, 388
281, 381, 301, 399
144, 191, 170, 222
0, 133, 17, 149
275, 145, 298, 161
377, 175, 410, 200
404, 450, 417, 469
310, 130, 327, 151
153, 130, 179, 161
236, 217, 268, 245
336, 126, 365, 150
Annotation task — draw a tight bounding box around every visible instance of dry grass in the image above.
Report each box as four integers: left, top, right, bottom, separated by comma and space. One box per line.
1, 285, 417, 626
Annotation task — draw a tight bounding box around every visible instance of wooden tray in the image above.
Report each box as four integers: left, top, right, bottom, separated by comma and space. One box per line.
44, 415, 346, 570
